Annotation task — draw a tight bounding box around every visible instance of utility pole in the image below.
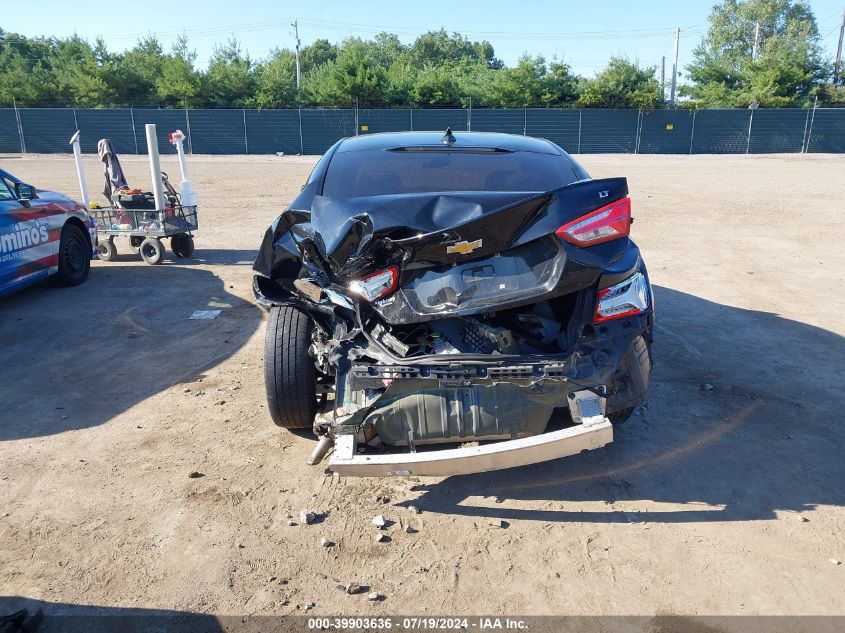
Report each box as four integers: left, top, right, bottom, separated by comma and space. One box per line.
670, 28, 680, 107
834, 6, 845, 85
660, 56, 666, 103
752, 21, 761, 59
291, 19, 301, 90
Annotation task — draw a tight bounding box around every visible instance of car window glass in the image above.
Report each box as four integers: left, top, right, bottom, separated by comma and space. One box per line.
0, 178, 16, 201
323, 149, 579, 199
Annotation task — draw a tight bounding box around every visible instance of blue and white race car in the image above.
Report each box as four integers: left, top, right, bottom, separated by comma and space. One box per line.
0, 168, 97, 297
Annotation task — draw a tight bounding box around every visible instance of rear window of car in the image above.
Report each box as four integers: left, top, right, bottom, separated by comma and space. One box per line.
322, 148, 580, 198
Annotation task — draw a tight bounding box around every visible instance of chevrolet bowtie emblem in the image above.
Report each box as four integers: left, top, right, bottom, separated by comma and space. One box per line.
446, 239, 483, 255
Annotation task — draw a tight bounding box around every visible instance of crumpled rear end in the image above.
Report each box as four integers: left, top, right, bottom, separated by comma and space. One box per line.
253, 147, 653, 475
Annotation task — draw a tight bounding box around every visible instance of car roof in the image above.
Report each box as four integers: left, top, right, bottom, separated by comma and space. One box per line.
335, 131, 566, 155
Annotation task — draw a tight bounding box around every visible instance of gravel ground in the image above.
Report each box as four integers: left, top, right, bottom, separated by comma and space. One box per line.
0, 152, 843, 621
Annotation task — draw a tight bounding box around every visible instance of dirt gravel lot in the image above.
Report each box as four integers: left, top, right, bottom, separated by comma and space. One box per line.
1, 152, 843, 621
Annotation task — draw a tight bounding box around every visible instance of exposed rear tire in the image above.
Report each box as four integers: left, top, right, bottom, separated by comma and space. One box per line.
98, 238, 116, 262
139, 238, 165, 265
605, 334, 651, 426
607, 406, 635, 425
264, 305, 318, 429
56, 223, 90, 286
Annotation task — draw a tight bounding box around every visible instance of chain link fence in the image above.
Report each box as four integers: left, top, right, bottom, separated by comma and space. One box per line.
1, 106, 843, 155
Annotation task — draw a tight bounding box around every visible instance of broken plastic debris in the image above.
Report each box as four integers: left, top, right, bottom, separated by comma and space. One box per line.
189, 310, 221, 320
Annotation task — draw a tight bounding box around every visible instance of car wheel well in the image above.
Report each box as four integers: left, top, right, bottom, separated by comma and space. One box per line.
63, 217, 93, 257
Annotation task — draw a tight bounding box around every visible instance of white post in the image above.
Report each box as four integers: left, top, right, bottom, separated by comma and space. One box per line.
168, 129, 197, 206
145, 124, 166, 211
69, 131, 90, 207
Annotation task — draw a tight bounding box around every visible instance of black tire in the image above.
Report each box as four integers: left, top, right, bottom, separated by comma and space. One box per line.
98, 238, 116, 262
607, 406, 635, 425
129, 236, 143, 253
139, 238, 165, 265
171, 234, 195, 258
605, 335, 651, 426
56, 223, 91, 286
264, 305, 318, 429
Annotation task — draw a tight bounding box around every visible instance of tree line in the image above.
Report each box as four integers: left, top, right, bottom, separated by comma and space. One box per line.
1, 0, 842, 110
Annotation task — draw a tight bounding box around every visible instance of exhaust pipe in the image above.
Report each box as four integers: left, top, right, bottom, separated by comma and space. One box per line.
307, 435, 334, 466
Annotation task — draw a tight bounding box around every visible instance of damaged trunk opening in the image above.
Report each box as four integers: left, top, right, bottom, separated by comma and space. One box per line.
254, 131, 653, 476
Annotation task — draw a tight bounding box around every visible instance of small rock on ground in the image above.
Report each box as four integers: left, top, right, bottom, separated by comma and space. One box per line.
372, 514, 387, 528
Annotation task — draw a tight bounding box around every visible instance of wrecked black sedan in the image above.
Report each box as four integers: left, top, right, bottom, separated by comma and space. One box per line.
253, 130, 653, 477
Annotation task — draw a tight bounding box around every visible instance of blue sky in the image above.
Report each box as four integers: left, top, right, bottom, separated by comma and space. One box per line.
4, 0, 844, 77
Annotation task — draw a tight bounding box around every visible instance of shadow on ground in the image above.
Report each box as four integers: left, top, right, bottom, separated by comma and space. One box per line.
403, 285, 845, 523
186, 248, 258, 266
91, 245, 258, 267
0, 598, 223, 633
0, 261, 262, 440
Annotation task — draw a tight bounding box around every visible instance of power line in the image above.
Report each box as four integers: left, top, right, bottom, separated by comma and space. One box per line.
296, 20, 706, 41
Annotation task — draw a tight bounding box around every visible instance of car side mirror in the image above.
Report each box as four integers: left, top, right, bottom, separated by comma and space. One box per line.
16, 183, 34, 201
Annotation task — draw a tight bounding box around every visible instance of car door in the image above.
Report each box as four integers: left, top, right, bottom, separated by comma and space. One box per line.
0, 175, 53, 296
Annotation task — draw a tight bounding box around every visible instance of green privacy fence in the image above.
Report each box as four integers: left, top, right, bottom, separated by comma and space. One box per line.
1, 107, 843, 155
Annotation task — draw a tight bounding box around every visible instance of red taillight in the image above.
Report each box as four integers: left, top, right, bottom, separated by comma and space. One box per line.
594, 271, 649, 323
349, 266, 399, 302
555, 198, 631, 247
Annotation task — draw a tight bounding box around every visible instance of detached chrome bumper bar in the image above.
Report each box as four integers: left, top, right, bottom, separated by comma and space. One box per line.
327, 390, 612, 477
